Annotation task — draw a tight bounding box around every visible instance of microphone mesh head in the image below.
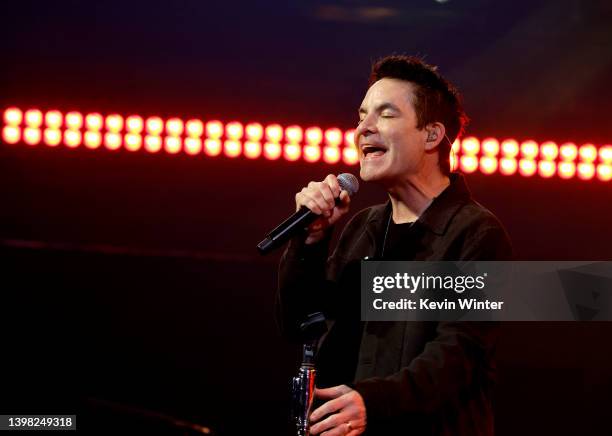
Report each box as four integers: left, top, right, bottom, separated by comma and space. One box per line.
337, 173, 359, 197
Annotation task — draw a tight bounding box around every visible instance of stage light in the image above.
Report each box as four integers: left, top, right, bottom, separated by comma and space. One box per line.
342, 147, 359, 165
2, 126, 20, 144
43, 129, 61, 146
558, 162, 576, 179
166, 118, 184, 136
245, 123, 264, 142
204, 139, 222, 156
64, 130, 82, 148
105, 114, 123, 133
84, 131, 102, 149
45, 111, 63, 129
285, 125, 303, 144
596, 164, 612, 181
481, 138, 499, 156
283, 144, 301, 161
501, 139, 519, 158
538, 160, 556, 178
4, 107, 23, 126
23, 128, 41, 145
24, 109, 43, 128
244, 141, 262, 159
459, 155, 478, 173
184, 137, 202, 155
164, 136, 182, 154
65, 112, 83, 130
577, 163, 595, 180
520, 140, 538, 159
105, 133, 122, 150
518, 159, 536, 177
324, 128, 342, 147
126, 116, 144, 134
500, 158, 518, 175
344, 129, 356, 148
449, 153, 458, 172
539, 141, 558, 161
451, 139, 460, 154
124, 134, 142, 151
144, 135, 162, 153
599, 145, 612, 164
461, 137, 480, 155
306, 127, 323, 145
85, 113, 103, 131
226, 122, 244, 140
323, 146, 341, 164
263, 142, 282, 160
578, 144, 597, 163
146, 117, 163, 136
303, 145, 321, 163
265, 124, 283, 143
479, 156, 498, 174
224, 140, 241, 157
185, 119, 204, 138
559, 142, 578, 161
206, 121, 224, 139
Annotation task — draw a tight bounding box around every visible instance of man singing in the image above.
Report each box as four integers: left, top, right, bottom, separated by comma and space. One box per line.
277, 55, 512, 436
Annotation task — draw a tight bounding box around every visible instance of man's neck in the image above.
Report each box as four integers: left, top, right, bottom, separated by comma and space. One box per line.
387, 173, 451, 224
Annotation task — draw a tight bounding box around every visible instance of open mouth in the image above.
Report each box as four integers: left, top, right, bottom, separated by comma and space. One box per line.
361, 144, 387, 159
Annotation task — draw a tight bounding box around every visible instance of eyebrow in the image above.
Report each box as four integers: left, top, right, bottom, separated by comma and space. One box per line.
358, 102, 401, 115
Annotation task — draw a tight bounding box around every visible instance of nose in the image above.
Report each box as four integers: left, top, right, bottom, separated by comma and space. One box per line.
355, 112, 377, 142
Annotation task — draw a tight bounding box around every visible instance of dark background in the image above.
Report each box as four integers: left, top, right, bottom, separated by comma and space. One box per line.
1, 1, 611, 435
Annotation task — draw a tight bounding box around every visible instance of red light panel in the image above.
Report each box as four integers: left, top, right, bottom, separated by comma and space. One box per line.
263, 142, 282, 160
2, 126, 21, 144
24, 128, 41, 145
43, 129, 61, 146
65, 112, 83, 130
4, 107, 23, 126
283, 144, 301, 161
25, 109, 43, 128
244, 141, 262, 159
45, 111, 63, 129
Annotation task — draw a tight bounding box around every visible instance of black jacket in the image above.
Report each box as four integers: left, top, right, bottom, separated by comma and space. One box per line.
277, 174, 512, 436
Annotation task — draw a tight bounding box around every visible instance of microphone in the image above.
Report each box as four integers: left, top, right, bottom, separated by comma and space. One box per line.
257, 173, 359, 255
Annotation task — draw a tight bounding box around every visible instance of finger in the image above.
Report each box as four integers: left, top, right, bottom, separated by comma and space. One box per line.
315, 386, 347, 400
319, 183, 336, 209
310, 412, 347, 436
296, 192, 323, 215
324, 174, 341, 198
310, 396, 348, 422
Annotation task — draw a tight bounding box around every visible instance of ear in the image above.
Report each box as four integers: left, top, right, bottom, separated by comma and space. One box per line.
424, 122, 446, 151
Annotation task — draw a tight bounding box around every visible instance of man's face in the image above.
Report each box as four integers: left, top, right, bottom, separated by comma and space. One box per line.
355, 78, 428, 184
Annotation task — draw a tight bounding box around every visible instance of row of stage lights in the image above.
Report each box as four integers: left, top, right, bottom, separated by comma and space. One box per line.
2, 107, 611, 182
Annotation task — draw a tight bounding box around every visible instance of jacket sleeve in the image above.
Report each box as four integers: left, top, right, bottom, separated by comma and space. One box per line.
354, 225, 512, 417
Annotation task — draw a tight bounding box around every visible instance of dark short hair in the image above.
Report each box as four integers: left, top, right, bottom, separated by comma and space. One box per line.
369, 55, 469, 175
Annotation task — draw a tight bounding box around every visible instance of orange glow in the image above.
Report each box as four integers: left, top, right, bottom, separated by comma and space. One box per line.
24, 109, 43, 128
224, 140, 241, 158
449, 153, 458, 172
45, 110, 63, 129
342, 147, 359, 165
206, 121, 224, 139
124, 134, 142, 151
520, 140, 538, 160
558, 162, 576, 179
85, 113, 103, 131
84, 131, 102, 149
64, 130, 82, 148
104, 133, 122, 150
539, 141, 558, 161
144, 135, 162, 153
538, 160, 556, 178
305, 127, 323, 145
43, 129, 61, 146
4, 107, 23, 126
65, 112, 83, 130
244, 141, 262, 159
2, 126, 20, 144
146, 117, 163, 135
481, 138, 499, 156
599, 145, 612, 163
283, 144, 301, 161
577, 163, 595, 180
303, 145, 321, 163
459, 155, 478, 173
23, 128, 41, 145
126, 116, 144, 133
265, 124, 283, 143
323, 146, 341, 164
166, 118, 184, 136
184, 137, 202, 155
559, 143, 578, 161
344, 129, 356, 148
263, 142, 282, 160
596, 164, 612, 181
105, 114, 123, 133
578, 144, 597, 163
501, 139, 519, 158
226, 122, 244, 140
185, 119, 204, 138
500, 158, 518, 175
245, 123, 264, 141
164, 136, 182, 154
461, 137, 480, 155
324, 128, 342, 147
285, 125, 303, 144
479, 156, 498, 174
204, 139, 222, 156
518, 159, 536, 177
451, 139, 460, 154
